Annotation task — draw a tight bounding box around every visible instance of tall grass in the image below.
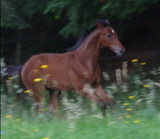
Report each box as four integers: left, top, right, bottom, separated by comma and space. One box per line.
1, 109, 160, 139
1, 60, 160, 139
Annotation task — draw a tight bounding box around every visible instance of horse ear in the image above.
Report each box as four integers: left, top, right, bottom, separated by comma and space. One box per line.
105, 19, 110, 25
95, 20, 104, 29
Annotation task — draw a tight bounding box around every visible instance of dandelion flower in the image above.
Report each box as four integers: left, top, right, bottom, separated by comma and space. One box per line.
5, 115, 12, 118
118, 117, 123, 119
126, 108, 132, 111
123, 103, 129, 106
34, 130, 39, 132
134, 120, 140, 123
126, 115, 132, 118
131, 59, 138, 62
124, 121, 130, 123
40, 65, 48, 68
33, 78, 42, 82
128, 96, 134, 99
24, 90, 31, 93
42, 108, 48, 111
15, 119, 21, 121
143, 85, 150, 87
42, 138, 50, 139
45, 74, 51, 77
140, 63, 146, 65
8, 77, 12, 79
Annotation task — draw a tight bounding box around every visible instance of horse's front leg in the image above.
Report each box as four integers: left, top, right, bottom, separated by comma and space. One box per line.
94, 85, 114, 116
95, 85, 114, 107
77, 89, 101, 104
76, 85, 107, 115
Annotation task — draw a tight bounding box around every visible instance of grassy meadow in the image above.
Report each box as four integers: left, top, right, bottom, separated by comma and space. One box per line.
1, 60, 160, 139
1, 108, 160, 139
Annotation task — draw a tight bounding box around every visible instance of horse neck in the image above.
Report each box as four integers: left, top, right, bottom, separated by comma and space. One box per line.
75, 30, 102, 64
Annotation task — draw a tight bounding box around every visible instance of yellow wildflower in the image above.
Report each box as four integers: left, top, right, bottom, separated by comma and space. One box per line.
40, 65, 48, 68
124, 121, 130, 123
134, 120, 140, 123
33, 78, 42, 82
45, 74, 51, 77
42, 108, 48, 111
126, 115, 132, 118
131, 59, 138, 62
8, 77, 12, 80
24, 90, 31, 93
15, 119, 21, 121
126, 108, 132, 111
140, 63, 146, 65
5, 115, 12, 118
33, 70, 39, 72
118, 117, 123, 119
143, 85, 150, 87
128, 96, 135, 99
34, 130, 39, 132
123, 103, 129, 106
42, 138, 50, 139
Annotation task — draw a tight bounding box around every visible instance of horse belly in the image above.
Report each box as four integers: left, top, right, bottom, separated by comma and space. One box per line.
44, 70, 73, 91
24, 54, 74, 91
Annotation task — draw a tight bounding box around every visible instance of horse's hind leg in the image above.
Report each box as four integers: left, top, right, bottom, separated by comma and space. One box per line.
48, 90, 62, 118
95, 85, 114, 107
30, 84, 46, 114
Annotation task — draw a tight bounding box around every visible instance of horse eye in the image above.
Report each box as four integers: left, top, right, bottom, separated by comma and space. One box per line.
106, 34, 111, 38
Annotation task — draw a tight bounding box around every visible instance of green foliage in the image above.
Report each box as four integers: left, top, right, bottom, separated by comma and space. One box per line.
1, 0, 159, 36
45, 0, 159, 37
1, 0, 30, 29
1, 0, 48, 29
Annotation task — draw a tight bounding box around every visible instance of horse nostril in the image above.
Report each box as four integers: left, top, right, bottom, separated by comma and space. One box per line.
121, 49, 125, 55
120, 49, 123, 54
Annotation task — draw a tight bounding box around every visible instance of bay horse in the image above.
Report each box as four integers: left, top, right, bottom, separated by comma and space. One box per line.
21, 19, 125, 117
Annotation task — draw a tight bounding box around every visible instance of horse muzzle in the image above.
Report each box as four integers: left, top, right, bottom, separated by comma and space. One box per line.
113, 46, 126, 56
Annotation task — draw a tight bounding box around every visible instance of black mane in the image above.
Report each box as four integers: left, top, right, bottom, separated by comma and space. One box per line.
67, 19, 110, 51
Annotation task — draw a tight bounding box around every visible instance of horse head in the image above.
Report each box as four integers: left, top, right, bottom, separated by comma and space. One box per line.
96, 19, 125, 56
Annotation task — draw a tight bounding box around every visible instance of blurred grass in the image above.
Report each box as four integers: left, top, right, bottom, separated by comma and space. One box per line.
1, 61, 160, 139
1, 108, 160, 139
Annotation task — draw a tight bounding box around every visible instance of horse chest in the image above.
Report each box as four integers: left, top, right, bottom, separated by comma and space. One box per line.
74, 68, 99, 85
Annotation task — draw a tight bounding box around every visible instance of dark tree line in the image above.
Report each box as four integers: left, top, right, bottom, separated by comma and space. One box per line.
1, 0, 160, 64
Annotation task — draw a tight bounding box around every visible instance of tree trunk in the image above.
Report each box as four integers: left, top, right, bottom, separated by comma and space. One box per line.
15, 29, 22, 65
